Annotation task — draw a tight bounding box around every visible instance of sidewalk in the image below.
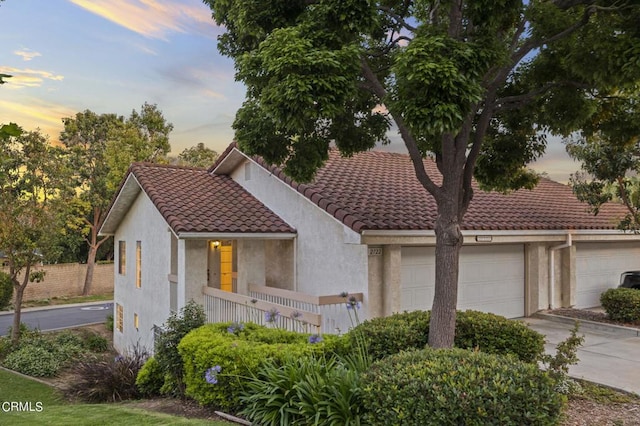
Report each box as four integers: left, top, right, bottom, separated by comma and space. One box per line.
523, 313, 640, 395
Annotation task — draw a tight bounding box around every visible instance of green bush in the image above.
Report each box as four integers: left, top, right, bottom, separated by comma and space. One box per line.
136, 356, 165, 397
0, 272, 13, 309
601, 288, 640, 323
105, 314, 114, 332
82, 332, 109, 352
178, 322, 334, 411
154, 300, 206, 397
346, 310, 544, 362
361, 348, 564, 426
3, 345, 62, 377
240, 355, 364, 426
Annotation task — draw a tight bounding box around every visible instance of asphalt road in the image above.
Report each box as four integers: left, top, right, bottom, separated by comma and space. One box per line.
0, 302, 113, 335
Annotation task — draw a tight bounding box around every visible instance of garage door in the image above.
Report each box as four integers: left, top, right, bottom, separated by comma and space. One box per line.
401, 245, 525, 318
575, 242, 640, 308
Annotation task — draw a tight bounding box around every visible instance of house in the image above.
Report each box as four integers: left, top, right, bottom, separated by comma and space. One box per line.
99, 143, 640, 353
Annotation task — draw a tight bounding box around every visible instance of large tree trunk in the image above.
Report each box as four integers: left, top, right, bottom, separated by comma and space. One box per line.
83, 244, 98, 296
428, 197, 464, 348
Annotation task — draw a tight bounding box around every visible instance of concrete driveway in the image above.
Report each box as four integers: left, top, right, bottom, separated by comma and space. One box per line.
523, 314, 640, 396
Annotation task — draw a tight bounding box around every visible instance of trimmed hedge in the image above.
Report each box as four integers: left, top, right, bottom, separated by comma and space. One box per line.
0, 272, 12, 309
361, 348, 564, 426
346, 310, 544, 362
601, 288, 640, 323
178, 322, 338, 410
136, 356, 165, 397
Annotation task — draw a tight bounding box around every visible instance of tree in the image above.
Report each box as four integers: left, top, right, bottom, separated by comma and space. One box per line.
60, 103, 173, 295
175, 142, 219, 168
0, 127, 72, 344
203, 0, 640, 347
566, 89, 640, 230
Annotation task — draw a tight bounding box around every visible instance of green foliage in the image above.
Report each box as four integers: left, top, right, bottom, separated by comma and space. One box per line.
178, 322, 331, 411
0, 271, 13, 309
3, 345, 64, 377
81, 332, 109, 353
176, 142, 219, 168
64, 348, 148, 403
154, 300, 206, 397
346, 310, 544, 363
360, 348, 564, 426
240, 354, 364, 426
105, 313, 114, 331
601, 288, 640, 323
539, 323, 584, 396
136, 356, 165, 397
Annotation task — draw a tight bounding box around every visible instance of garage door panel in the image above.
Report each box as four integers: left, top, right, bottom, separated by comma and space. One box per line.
575, 242, 640, 308
401, 245, 524, 318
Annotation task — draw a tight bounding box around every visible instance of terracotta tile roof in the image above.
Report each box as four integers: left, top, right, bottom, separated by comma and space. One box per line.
252, 149, 628, 233
129, 163, 295, 234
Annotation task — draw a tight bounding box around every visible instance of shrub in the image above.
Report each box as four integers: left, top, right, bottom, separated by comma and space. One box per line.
154, 300, 206, 397
0, 272, 12, 310
361, 348, 564, 426
3, 345, 62, 377
240, 355, 364, 426
346, 310, 544, 362
64, 347, 148, 402
136, 356, 165, 397
105, 314, 114, 332
601, 288, 640, 323
178, 322, 334, 410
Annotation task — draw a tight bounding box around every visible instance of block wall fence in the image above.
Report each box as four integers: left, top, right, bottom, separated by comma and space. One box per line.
2, 263, 114, 301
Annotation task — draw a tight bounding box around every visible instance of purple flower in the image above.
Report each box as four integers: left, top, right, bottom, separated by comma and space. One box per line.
308, 334, 323, 344
114, 355, 124, 363
205, 365, 222, 384
346, 296, 361, 310
227, 321, 245, 334
264, 308, 280, 323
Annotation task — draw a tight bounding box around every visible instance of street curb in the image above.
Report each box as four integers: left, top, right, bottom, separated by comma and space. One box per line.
531, 312, 640, 337
0, 301, 114, 317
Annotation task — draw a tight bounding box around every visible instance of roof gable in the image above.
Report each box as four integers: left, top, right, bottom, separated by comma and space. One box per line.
100, 163, 295, 236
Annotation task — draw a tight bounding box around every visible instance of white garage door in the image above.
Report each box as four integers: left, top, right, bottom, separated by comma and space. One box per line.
401, 244, 525, 318
575, 242, 640, 308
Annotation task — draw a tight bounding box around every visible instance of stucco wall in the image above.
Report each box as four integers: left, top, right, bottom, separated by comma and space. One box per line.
3, 263, 113, 301
230, 159, 370, 315
113, 190, 172, 354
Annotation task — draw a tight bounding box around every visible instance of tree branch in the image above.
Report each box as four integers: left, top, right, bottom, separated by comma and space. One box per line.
377, 6, 417, 32
360, 57, 442, 198
494, 80, 590, 112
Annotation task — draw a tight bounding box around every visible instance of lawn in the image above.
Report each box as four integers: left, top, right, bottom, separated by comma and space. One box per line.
0, 369, 232, 425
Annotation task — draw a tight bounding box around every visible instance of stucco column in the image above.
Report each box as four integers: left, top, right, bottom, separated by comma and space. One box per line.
561, 245, 576, 307
382, 245, 402, 316
177, 239, 187, 310
367, 248, 384, 318
525, 243, 547, 315
237, 240, 266, 295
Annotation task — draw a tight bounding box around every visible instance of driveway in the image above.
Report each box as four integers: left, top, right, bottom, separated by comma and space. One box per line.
0, 301, 113, 335
523, 314, 640, 395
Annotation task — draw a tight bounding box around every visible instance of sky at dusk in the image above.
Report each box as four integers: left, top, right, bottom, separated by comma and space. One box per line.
1, 0, 580, 182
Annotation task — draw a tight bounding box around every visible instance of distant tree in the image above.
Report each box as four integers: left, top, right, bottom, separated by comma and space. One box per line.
60, 103, 173, 295
566, 90, 640, 231
204, 0, 640, 347
176, 142, 219, 168
0, 127, 73, 344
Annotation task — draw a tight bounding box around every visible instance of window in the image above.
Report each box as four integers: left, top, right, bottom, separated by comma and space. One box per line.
134, 313, 139, 330
116, 303, 124, 333
118, 241, 126, 275
136, 241, 142, 288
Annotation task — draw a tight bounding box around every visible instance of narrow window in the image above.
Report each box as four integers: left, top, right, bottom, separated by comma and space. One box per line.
136, 241, 142, 288
118, 241, 126, 275
116, 303, 124, 333
134, 313, 139, 330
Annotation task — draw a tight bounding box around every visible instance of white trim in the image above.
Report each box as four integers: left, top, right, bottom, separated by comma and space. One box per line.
177, 232, 297, 240
99, 174, 143, 236
362, 229, 640, 237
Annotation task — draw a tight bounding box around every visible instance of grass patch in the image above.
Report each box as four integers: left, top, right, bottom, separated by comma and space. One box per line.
0, 368, 232, 425
17, 294, 113, 309
573, 379, 640, 404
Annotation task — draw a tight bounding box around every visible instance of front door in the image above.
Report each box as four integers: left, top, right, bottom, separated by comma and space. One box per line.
220, 243, 233, 292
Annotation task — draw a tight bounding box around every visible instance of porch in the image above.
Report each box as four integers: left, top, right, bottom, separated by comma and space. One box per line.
202, 284, 364, 334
